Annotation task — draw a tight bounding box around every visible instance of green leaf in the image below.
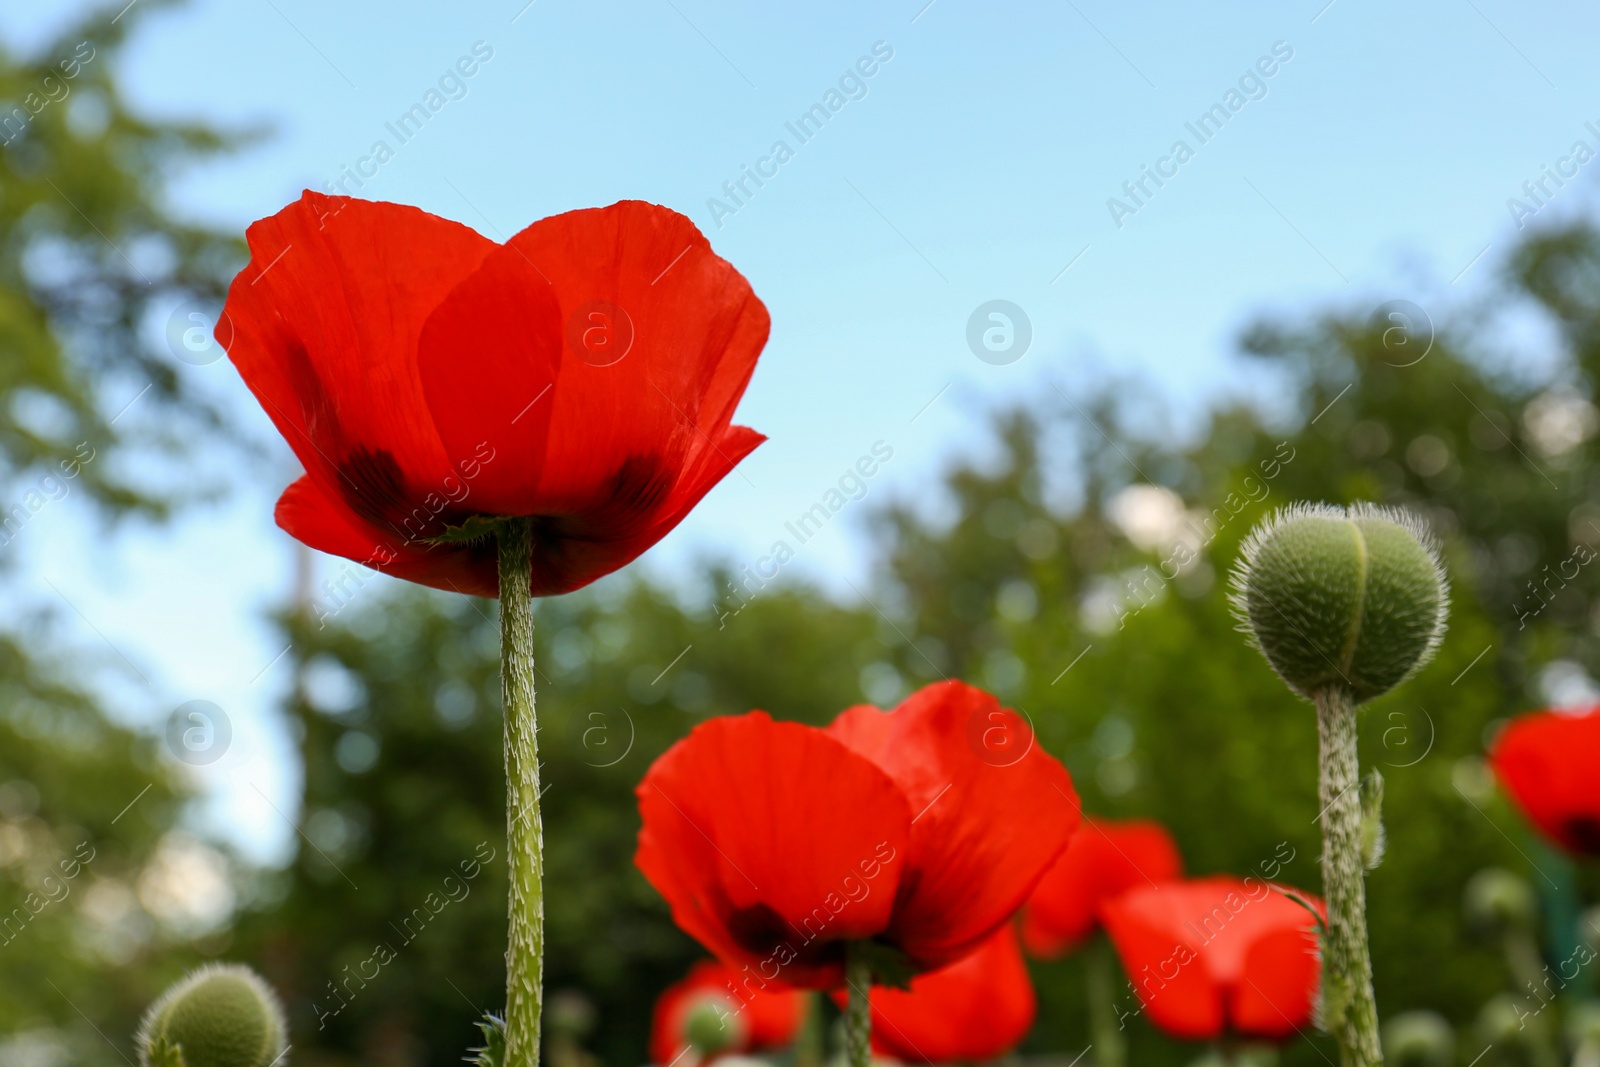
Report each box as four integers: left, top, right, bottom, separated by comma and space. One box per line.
429, 515, 515, 545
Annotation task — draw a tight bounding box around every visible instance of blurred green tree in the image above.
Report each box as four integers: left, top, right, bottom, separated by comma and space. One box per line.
0, 0, 245, 523
0, 2, 246, 1063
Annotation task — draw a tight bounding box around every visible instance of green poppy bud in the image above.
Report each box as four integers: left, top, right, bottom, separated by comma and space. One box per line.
1476, 993, 1546, 1048
1581, 905, 1600, 955
1230, 503, 1449, 703
683, 996, 744, 1056
1568, 1000, 1600, 1052
138, 965, 287, 1067
1463, 868, 1536, 938
1382, 1010, 1454, 1067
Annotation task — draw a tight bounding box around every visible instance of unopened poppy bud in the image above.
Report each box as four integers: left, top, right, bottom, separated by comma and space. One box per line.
1231, 503, 1449, 703
137, 965, 287, 1067
1463, 868, 1536, 937
547, 992, 596, 1040
1582, 905, 1600, 954
683, 996, 743, 1056
1476, 993, 1545, 1047
1569, 1001, 1600, 1051
1382, 1010, 1454, 1067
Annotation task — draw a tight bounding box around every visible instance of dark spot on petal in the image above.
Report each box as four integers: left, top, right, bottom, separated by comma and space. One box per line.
333, 447, 471, 546
724, 902, 792, 958
1565, 816, 1600, 856
517, 453, 686, 594
337, 447, 411, 532
527, 453, 675, 569
890, 867, 921, 918
609, 453, 673, 516
283, 338, 331, 431
723, 902, 847, 971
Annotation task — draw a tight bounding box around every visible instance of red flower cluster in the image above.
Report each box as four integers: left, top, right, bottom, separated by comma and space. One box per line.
649, 959, 801, 1066
1490, 707, 1600, 856
1101, 877, 1323, 1041
222, 192, 767, 598
635, 681, 1080, 989
1021, 817, 1183, 958
852, 926, 1036, 1064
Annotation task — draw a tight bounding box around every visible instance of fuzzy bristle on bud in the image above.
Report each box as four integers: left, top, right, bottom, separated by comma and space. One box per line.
137, 964, 287, 1067
1230, 502, 1449, 703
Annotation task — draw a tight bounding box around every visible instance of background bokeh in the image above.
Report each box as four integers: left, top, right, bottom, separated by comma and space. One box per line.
2, 2, 1599, 1065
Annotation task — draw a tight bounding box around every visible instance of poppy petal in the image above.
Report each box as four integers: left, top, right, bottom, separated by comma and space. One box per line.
275, 475, 498, 597
507, 201, 768, 518
1100, 887, 1226, 1040
828, 681, 1081, 969
635, 712, 912, 989
745, 974, 805, 1050
520, 424, 765, 597
1490, 708, 1600, 856
1021, 818, 1183, 958
416, 242, 563, 517
224, 192, 492, 526
1101, 878, 1323, 1043
1228, 925, 1320, 1039
866, 926, 1036, 1065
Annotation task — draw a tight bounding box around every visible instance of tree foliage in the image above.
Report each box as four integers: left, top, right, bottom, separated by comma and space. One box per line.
0, 5, 242, 1063
0, 0, 245, 525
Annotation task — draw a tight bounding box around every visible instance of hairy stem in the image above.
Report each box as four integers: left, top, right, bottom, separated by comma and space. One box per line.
1086, 935, 1125, 1067
1314, 685, 1382, 1066
844, 946, 872, 1067
499, 518, 543, 1067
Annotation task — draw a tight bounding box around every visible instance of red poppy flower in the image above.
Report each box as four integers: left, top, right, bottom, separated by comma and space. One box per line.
649, 959, 803, 1066
1490, 708, 1600, 856
1100, 877, 1323, 1042
849, 925, 1036, 1065
1020, 817, 1183, 958
634, 680, 1080, 989
221, 191, 767, 598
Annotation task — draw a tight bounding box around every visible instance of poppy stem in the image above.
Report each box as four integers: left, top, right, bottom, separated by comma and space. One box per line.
794, 993, 825, 1067
844, 945, 872, 1067
498, 517, 544, 1067
1086, 934, 1124, 1067
1313, 685, 1381, 1067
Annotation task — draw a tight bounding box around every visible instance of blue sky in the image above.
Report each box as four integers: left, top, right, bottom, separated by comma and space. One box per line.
4, 0, 1596, 861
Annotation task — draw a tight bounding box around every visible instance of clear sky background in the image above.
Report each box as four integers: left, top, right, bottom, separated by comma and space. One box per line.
3, 0, 1597, 862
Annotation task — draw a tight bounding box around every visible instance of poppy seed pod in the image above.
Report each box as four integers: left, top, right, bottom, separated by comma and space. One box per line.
137, 965, 287, 1067
1230, 503, 1449, 703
